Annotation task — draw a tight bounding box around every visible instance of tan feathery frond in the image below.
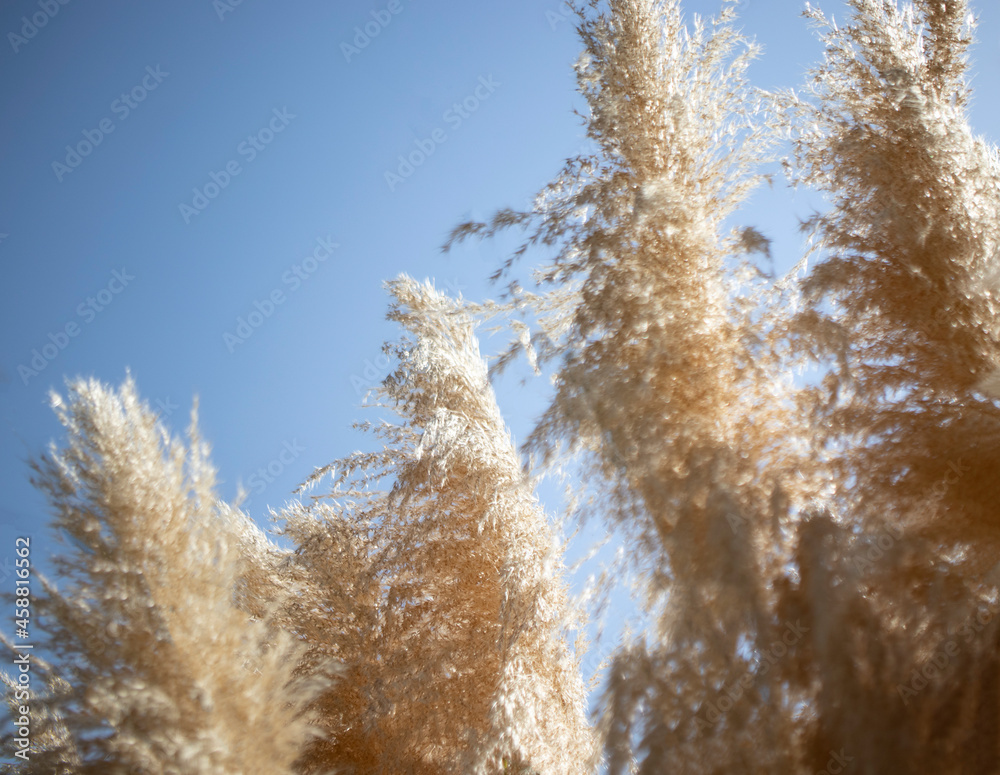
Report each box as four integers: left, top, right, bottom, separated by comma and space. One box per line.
786, 0, 1000, 555
281, 278, 597, 774
774, 2, 1000, 771
448, 1, 808, 770
0, 640, 81, 774
26, 377, 320, 774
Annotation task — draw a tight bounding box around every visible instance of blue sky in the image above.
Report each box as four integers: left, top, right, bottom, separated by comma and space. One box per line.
1, 0, 998, 714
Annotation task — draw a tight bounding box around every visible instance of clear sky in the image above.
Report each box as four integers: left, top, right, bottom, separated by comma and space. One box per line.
1, 0, 998, 717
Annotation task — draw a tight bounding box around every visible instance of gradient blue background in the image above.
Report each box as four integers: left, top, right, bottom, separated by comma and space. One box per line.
1, 0, 998, 723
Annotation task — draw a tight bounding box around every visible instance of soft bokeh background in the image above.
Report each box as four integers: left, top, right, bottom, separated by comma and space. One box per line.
1, 0, 998, 716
